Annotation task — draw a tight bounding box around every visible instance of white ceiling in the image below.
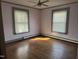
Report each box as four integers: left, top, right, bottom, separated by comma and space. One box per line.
2, 0, 78, 9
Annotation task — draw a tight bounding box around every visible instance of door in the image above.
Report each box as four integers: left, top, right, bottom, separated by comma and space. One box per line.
0, 0, 6, 59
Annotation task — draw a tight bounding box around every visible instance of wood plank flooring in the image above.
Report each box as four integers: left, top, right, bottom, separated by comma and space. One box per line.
6, 37, 77, 59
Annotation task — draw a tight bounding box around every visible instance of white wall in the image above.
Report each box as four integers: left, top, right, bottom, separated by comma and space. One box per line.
1, 2, 78, 43
1, 2, 41, 42
41, 3, 78, 43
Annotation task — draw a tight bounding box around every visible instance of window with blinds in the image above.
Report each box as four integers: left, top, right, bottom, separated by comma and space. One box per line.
52, 8, 69, 34
12, 8, 29, 34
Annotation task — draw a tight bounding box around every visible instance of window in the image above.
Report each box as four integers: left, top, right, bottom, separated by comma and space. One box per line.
52, 8, 69, 34
12, 8, 29, 34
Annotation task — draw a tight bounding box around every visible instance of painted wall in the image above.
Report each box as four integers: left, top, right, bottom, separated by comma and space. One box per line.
1, 2, 40, 42
41, 3, 78, 42
1, 2, 78, 43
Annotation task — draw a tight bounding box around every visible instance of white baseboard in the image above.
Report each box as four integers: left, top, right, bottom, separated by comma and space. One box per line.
23, 34, 40, 39
42, 34, 78, 44
5, 34, 40, 44
5, 33, 78, 44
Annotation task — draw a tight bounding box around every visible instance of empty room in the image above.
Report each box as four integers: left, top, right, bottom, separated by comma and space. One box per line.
0, 0, 78, 59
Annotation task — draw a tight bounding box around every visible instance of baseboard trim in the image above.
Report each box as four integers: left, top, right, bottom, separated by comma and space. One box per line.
5, 34, 41, 44
5, 34, 78, 44
41, 34, 78, 44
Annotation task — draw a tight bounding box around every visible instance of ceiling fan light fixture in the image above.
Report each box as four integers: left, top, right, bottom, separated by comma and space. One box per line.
28, 0, 49, 7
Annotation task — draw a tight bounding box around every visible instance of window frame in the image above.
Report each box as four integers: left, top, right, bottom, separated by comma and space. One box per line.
12, 7, 30, 34
51, 8, 70, 34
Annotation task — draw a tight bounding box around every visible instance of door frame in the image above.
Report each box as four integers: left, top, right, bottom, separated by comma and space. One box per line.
0, 0, 6, 59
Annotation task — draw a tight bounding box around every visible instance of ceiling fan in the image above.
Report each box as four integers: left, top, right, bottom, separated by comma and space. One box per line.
27, 0, 49, 7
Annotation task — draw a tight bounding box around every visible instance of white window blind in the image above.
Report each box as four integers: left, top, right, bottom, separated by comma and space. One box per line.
13, 8, 29, 34
52, 8, 69, 33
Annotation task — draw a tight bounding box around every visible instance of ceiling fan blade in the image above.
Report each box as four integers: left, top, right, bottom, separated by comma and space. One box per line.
38, 0, 40, 3
27, 1, 37, 3
41, 0, 49, 3
42, 4, 48, 6
33, 4, 37, 7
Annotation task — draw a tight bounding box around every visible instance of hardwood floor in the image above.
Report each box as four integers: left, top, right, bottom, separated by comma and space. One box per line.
6, 37, 77, 59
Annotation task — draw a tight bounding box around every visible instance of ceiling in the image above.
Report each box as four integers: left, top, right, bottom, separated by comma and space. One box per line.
2, 0, 78, 9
